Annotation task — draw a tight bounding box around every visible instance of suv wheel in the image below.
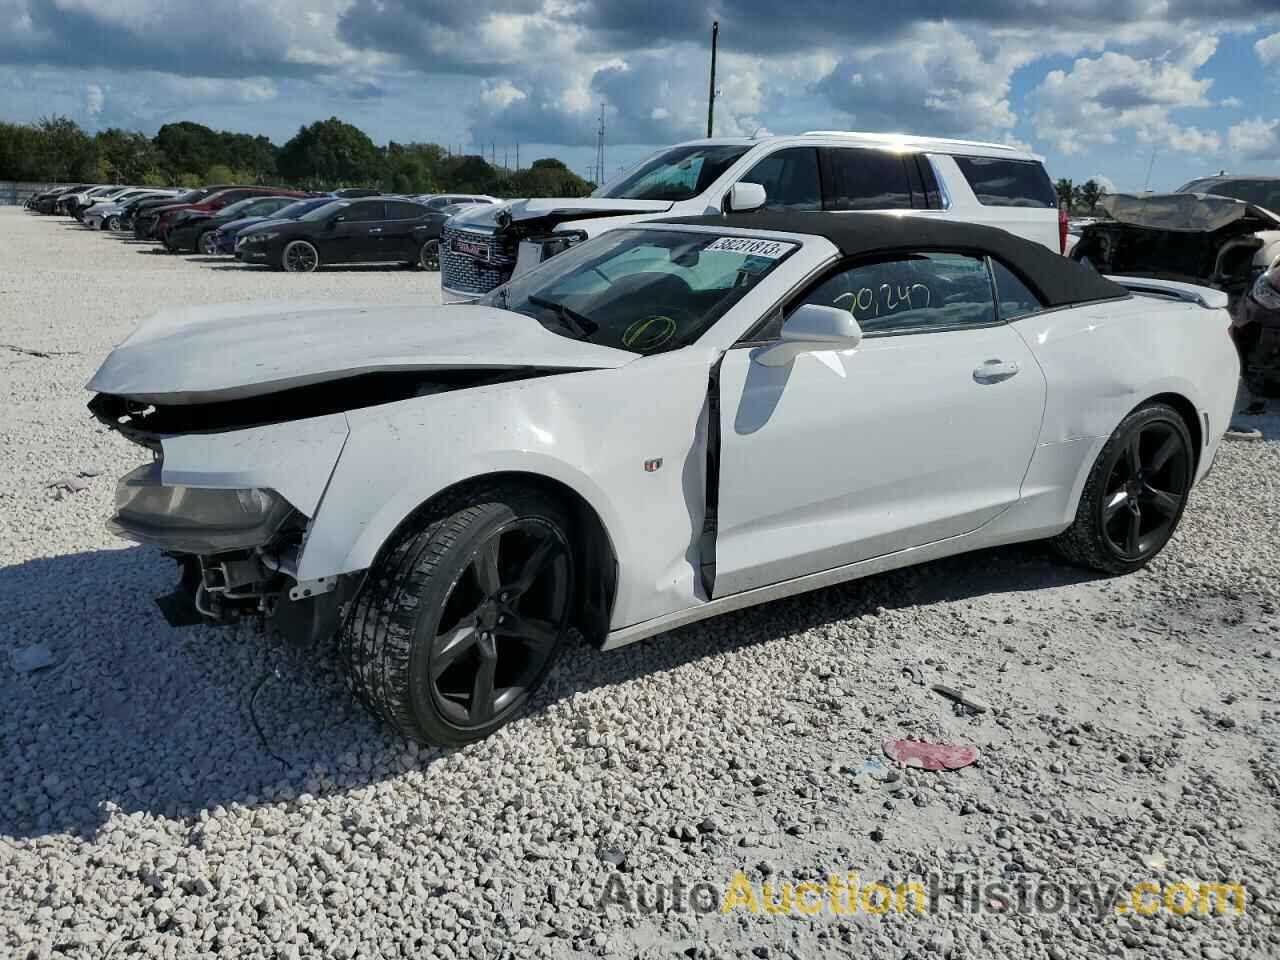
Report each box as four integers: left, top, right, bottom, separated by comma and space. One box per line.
340, 484, 575, 746
419, 239, 440, 271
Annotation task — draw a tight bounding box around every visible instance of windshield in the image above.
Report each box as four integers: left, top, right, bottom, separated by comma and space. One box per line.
478, 228, 796, 354
1176, 178, 1280, 210
275, 199, 327, 219
593, 144, 750, 201
302, 200, 348, 221
218, 198, 259, 217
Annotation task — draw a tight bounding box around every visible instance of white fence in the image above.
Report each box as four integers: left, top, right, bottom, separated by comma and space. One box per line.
0, 182, 74, 206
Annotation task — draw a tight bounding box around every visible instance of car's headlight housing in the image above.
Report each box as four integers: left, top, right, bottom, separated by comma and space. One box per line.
110, 462, 293, 554
248, 232, 280, 243
1250, 270, 1280, 311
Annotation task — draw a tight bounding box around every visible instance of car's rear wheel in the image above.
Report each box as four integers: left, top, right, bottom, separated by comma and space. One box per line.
197, 230, 218, 256
282, 240, 320, 273
1052, 402, 1194, 575
419, 239, 440, 271
340, 484, 575, 746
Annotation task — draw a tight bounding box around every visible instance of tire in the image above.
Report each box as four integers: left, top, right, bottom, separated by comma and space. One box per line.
340, 484, 576, 746
418, 238, 440, 271
197, 230, 218, 256
282, 240, 320, 273
1052, 402, 1194, 575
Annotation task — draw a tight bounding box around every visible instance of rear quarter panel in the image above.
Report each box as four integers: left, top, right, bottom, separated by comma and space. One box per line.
993, 294, 1238, 537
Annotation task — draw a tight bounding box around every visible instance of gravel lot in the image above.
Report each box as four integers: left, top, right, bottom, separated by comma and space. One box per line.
2, 204, 1279, 959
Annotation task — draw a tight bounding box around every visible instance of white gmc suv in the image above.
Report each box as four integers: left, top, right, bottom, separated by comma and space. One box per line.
441, 131, 1063, 300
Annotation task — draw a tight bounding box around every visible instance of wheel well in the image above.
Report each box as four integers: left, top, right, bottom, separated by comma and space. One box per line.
1144, 392, 1203, 471
394, 472, 619, 646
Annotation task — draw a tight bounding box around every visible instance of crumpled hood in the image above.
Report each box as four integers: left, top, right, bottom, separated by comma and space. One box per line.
87, 302, 636, 404
1101, 193, 1280, 232
452, 197, 674, 232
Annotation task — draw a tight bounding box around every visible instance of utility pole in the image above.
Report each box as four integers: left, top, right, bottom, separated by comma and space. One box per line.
706, 20, 719, 138
595, 103, 606, 187
515, 143, 520, 171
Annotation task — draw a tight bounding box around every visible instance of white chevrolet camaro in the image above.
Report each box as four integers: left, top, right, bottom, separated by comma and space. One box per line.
89, 213, 1239, 745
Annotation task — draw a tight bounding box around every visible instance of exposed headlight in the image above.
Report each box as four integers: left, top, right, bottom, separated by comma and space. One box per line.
1250, 271, 1280, 311
248, 232, 280, 243
110, 462, 293, 554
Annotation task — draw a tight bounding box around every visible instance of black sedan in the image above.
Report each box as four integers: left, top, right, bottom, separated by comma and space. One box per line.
235, 198, 443, 272
164, 196, 301, 254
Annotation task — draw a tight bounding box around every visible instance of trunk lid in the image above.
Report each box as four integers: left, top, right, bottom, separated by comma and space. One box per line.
88, 302, 637, 404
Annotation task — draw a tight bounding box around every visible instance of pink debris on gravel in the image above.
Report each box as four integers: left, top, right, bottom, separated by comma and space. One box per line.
883, 738, 979, 771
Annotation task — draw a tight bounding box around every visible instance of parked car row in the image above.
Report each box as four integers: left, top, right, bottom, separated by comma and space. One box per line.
28, 183, 499, 273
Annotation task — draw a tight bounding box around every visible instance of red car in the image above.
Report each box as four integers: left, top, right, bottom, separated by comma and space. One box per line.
151, 187, 309, 242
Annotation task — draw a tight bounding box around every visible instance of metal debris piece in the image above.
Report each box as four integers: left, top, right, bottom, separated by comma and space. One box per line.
883, 738, 979, 771
1224, 425, 1262, 442
931, 682, 991, 714
47, 476, 90, 495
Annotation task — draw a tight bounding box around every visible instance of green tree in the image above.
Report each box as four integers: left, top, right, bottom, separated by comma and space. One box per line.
93, 128, 164, 183
31, 116, 97, 181
1054, 178, 1074, 211
1075, 179, 1103, 214
0, 121, 46, 180
277, 117, 381, 187
204, 164, 236, 185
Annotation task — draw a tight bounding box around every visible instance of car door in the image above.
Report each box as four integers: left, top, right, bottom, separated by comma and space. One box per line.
712, 251, 1047, 597
317, 200, 386, 263
382, 201, 430, 260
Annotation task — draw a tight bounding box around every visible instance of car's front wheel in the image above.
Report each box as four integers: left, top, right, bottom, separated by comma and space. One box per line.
340, 484, 576, 746
197, 230, 219, 256
1052, 402, 1194, 575
105, 216, 121, 231
281, 240, 320, 273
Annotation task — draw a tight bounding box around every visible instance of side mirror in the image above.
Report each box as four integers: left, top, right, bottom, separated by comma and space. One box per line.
328, 214, 346, 228
755, 304, 863, 367
725, 182, 767, 213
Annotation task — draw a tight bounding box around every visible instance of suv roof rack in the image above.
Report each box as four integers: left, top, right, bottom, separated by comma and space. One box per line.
800, 131, 1021, 153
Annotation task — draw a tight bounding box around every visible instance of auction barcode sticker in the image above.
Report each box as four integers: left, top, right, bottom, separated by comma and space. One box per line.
704, 237, 796, 258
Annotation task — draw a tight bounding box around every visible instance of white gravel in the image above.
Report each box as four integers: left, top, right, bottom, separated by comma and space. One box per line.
2, 205, 1279, 959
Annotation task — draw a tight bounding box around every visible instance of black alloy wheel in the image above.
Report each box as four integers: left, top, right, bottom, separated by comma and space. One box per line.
198, 230, 219, 256
341, 484, 577, 746
419, 239, 441, 271
282, 240, 319, 273
427, 519, 571, 728
1053, 402, 1194, 574
1099, 419, 1191, 560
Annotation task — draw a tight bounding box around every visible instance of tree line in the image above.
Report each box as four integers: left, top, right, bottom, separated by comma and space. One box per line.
1055, 178, 1108, 215
0, 115, 595, 198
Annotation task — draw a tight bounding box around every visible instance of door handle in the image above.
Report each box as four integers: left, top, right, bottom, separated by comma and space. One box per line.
973, 359, 1020, 384
368, 227, 383, 233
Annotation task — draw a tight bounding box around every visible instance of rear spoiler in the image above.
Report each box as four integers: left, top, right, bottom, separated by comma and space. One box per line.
1105, 275, 1230, 310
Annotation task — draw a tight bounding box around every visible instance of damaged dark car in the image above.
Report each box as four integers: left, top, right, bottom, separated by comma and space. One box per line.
1071, 191, 1280, 395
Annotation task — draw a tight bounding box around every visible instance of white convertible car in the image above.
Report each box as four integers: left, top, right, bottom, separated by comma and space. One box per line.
89, 213, 1239, 745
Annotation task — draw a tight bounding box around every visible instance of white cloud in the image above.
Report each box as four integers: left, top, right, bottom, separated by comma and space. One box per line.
1256, 31, 1280, 66
1031, 37, 1221, 155
1227, 116, 1280, 163
1088, 173, 1118, 194
480, 79, 526, 109
84, 82, 103, 115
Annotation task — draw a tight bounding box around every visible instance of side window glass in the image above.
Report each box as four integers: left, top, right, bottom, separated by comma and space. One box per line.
823, 148, 912, 210
739, 148, 821, 211
388, 201, 426, 219
799, 253, 996, 334
345, 201, 385, 222
954, 157, 1057, 208
990, 259, 1044, 320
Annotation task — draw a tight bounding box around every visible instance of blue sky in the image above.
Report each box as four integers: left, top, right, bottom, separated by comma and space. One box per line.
1, 1, 1278, 193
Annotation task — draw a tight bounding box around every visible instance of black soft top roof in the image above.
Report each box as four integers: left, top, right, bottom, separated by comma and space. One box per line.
659, 212, 1128, 308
